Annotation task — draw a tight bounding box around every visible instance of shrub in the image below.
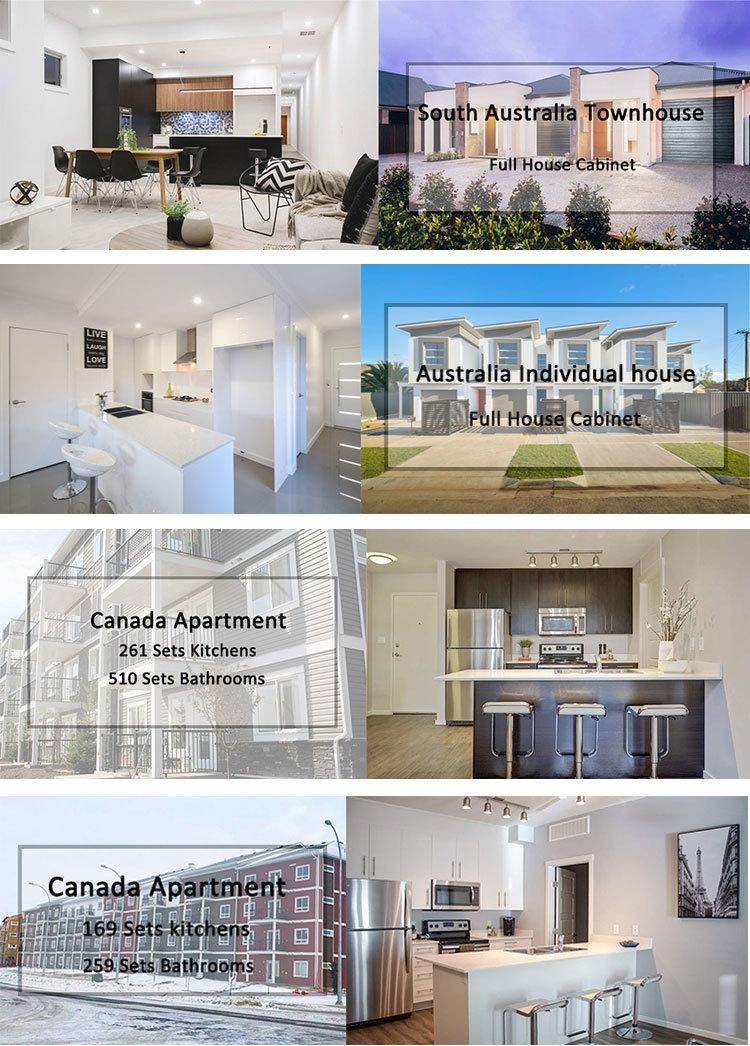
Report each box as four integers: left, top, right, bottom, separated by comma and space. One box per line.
379, 163, 412, 209
564, 183, 611, 245
425, 149, 461, 162
417, 171, 458, 211
64, 728, 97, 774
507, 176, 546, 221
461, 175, 503, 211
684, 193, 750, 249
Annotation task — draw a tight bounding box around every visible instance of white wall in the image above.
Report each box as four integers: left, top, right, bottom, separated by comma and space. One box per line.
43, 11, 91, 192
323, 325, 360, 427
218, 345, 274, 469
297, 0, 377, 170
523, 797, 747, 1041
281, 97, 297, 148
112, 336, 135, 406
1, 0, 45, 193
233, 93, 276, 136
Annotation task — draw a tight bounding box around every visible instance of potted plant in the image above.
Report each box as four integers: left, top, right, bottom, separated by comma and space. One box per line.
162, 199, 191, 241
518, 639, 533, 662
646, 583, 697, 669
117, 127, 138, 151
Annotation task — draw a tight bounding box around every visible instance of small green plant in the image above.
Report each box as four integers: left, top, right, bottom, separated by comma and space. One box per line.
162, 199, 191, 218
684, 193, 750, 249
425, 149, 461, 162
64, 728, 97, 774
461, 175, 502, 211
417, 171, 458, 211
117, 127, 138, 150
565, 183, 611, 245
507, 176, 546, 221
379, 163, 412, 209
519, 639, 533, 658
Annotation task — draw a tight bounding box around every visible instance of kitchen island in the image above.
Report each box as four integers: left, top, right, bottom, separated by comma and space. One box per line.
439, 666, 722, 778
168, 134, 283, 185
423, 937, 655, 1045
77, 401, 234, 513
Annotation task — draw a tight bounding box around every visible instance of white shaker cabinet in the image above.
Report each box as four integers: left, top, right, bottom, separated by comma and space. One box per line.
479, 837, 525, 909
196, 320, 213, 371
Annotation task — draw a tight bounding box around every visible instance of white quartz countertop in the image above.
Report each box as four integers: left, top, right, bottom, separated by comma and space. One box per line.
422, 938, 652, 974
438, 666, 722, 682
79, 401, 232, 469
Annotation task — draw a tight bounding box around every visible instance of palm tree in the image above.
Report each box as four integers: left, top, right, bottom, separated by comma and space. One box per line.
361, 360, 408, 392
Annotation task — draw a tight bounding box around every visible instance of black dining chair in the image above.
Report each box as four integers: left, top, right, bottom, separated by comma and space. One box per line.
73, 150, 113, 212
171, 146, 206, 207
142, 147, 174, 198
108, 149, 147, 213
52, 146, 71, 196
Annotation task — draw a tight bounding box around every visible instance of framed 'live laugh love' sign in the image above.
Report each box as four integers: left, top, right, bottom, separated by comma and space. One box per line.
84, 327, 108, 369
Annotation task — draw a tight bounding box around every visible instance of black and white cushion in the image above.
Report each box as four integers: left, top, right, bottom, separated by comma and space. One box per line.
255, 158, 306, 193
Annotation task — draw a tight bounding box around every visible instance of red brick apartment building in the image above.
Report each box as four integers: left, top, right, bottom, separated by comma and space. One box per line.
0, 915, 21, 966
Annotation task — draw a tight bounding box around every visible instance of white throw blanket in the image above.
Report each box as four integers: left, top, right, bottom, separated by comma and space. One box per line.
288, 169, 348, 236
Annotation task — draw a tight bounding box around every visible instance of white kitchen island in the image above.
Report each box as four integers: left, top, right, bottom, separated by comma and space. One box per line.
77, 402, 234, 513
423, 938, 655, 1045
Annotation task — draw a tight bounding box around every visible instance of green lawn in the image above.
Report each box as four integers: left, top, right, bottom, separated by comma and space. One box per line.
659, 443, 750, 478
506, 444, 583, 480
362, 445, 430, 480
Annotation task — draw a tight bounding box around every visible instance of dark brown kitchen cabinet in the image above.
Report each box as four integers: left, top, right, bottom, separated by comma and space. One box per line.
454, 569, 512, 610
585, 569, 633, 634
510, 570, 538, 634
537, 569, 586, 609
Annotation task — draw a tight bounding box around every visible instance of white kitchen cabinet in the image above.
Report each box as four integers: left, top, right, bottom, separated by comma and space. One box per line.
347, 818, 370, 880
196, 320, 213, 371
160, 330, 187, 370
134, 334, 158, 376
212, 295, 274, 349
500, 842, 524, 910
479, 837, 525, 909
431, 832, 458, 881
368, 822, 402, 882
431, 828, 479, 883
402, 831, 432, 910
153, 399, 212, 430
456, 831, 480, 883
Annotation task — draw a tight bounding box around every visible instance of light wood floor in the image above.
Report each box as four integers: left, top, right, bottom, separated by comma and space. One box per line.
367, 714, 472, 778
347, 1009, 731, 1045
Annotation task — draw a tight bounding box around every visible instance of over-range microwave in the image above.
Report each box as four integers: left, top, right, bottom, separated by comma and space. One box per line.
430, 880, 480, 911
538, 607, 587, 636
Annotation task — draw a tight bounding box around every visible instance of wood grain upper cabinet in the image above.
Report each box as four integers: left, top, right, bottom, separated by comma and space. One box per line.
585, 569, 633, 634
156, 76, 233, 112
510, 570, 538, 635
454, 569, 511, 610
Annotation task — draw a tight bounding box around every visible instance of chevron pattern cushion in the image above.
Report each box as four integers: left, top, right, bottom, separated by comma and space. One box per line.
255, 158, 306, 193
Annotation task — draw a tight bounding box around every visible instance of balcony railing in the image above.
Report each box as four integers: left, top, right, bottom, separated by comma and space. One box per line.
35, 561, 89, 587
39, 676, 82, 703
106, 531, 153, 579
30, 617, 82, 645
161, 529, 216, 560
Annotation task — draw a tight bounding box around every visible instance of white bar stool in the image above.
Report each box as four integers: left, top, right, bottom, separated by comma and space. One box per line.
626, 705, 688, 778
556, 701, 606, 778
481, 700, 534, 779
503, 996, 568, 1044
49, 421, 87, 500
564, 984, 623, 1044
616, 973, 662, 1040
61, 444, 116, 514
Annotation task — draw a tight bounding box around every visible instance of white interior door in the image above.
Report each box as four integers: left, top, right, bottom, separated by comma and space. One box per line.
390, 592, 438, 713
331, 345, 359, 430
10, 327, 69, 476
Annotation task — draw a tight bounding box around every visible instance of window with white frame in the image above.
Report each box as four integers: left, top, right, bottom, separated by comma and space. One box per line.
245, 547, 299, 614
294, 927, 309, 944
266, 959, 280, 980
323, 895, 334, 905
252, 667, 309, 738
293, 960, 309, 978
294, 896, 310, 913
495, 341, 520, 366
295, 864, 310, 881
266, 929, 280, 948
246, 929, 255, 945
566, 343, 588, 365
218, 935, 230, 947
667, 356, 681, 372
536, 352, 548, 369
420, 339, 447, 367
0, 2, 11, 45
633, 343, 655, 366
323, 928, 334, 938
219, 903, 231, 919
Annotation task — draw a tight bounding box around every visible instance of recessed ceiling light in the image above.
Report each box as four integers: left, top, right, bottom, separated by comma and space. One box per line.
576, 796, 586, 806
192, 296, 202, 304
138, 49, 145, 55
296, 54, 302, 58
135, 322, 142, 329
194, 0, 203, 5
366, 552, 397, 566
161, 63, 167, 68
304, 20, 312, 26
250, 58, 256, 64
341, 313, 350, 319
91, 7, 100, 13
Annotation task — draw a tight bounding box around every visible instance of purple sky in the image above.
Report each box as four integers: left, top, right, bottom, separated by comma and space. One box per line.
380, 0, 750, 82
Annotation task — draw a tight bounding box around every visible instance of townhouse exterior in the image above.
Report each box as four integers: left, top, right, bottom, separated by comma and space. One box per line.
0, 529, 366, 779
395, 317, 697, 424
412, 63, 750, 166
17, 844, 345, 993
0, 914, 21, 967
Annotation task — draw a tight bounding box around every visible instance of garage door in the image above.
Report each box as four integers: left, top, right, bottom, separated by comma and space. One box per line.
559, 389, 593, 417
662, 97, 734, 163
622, 387, 656, 419
492, 390, 528, 420
537, 112, 570, 156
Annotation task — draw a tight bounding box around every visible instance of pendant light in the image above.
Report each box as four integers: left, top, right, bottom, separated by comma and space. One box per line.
483, 800, 492, 815
462, 797, 471, 810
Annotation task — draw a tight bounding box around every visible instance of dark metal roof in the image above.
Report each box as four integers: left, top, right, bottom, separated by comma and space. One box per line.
654, 61, 750, 85
379, 69, 447, 107
526, 73, 573, 98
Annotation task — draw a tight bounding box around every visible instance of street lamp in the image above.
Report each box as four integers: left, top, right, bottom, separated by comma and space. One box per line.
28, 882, 51, 977
324, 819, 344, 1007
100, 864, 122, 982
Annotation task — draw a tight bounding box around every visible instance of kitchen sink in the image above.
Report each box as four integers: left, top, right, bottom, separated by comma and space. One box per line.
104, 407, 144, 418
518, 945, 589, 954
553, 667, 638, 675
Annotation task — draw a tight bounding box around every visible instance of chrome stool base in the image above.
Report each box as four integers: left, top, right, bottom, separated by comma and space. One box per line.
53, 477, 87, 501
616, 1026, 653, 1040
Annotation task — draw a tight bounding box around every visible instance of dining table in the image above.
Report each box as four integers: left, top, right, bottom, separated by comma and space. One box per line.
64, 148, 184, 209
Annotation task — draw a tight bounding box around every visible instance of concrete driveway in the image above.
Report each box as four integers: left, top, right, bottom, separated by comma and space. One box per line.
383, 155, 750, 241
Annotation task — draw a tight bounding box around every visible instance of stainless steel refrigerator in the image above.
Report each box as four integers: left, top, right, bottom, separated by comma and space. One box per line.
347, 878, 412, 1026
446, 608, 511, 724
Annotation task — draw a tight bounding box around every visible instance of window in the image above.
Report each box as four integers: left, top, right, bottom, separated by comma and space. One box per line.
218, 935, 230, 947
420, 339, 446, 367
266, 899, 280, 918
634, 343, 655, 366
246, 930, 255, 945
44, 50, 63, 87
294, 896, 310, 913
244, 874, 257, 888
295, 864, 310, 881
246, 548, 299, 614
294, 927, 309, 945
667, 356, 680, 372
219, 903, 231, 919
266, 959, 280, 980
495, 341, 519, 366
0, 1, 11, 45
323, 896, 334, 906
294, 960, 309, 978
266, 929, 280, 948
323, 928, 334, 938
323, 862, 334, 873
536, 352, 547, 369
253, 670, 308, 738
566, 343, 588, 365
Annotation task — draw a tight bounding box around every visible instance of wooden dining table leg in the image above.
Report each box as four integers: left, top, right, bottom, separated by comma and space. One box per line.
159, 157, 167, 209
65, 152, 74, 197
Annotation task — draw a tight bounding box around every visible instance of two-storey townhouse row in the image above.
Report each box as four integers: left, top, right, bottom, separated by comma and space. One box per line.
0, 915, 21, 967
396, 317, 697, 424
0, 529, 365, 780
18, 844, 346, 993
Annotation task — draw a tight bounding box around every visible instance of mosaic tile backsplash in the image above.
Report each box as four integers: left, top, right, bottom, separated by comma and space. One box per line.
161, 111, 233, 134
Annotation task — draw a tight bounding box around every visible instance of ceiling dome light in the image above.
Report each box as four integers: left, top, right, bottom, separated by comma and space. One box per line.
502, 804, 511, 819
135, 322, 142, 329
366, 552, 397, 566
576, 796, 586, 806
550, 554, 558, 567
520, 809, 528, 822
462, 797, 471, 811
571, 554, 579, 567
341, 313, 350, 319
483, 800, 492, 815
91, 7, 100, 13
192, 296, 202, 304
528, 554, 536, 567
593, 554, 601, 567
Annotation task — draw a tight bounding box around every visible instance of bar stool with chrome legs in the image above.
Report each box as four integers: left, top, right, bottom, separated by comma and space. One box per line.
625, 705, 688, 778
556, 699, 606, 778
61, 445, 116, 514
615, 973, 663, 1040
49, 421, 87, 500
564, 985, 623, 1044
481, 699, 534, 779
503, 996, 568, 1044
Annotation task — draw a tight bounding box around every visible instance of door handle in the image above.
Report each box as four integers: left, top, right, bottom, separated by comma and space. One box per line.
362, 856, 366, 876
458, 861, 462, 878
451, 860, 455, 877
372, 856, 375, 876
11, 399, 26, 405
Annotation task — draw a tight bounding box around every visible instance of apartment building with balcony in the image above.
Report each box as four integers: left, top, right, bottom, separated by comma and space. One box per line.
396, 316, 697, 423
0, 528, 365, 779
0, 915, 21, 967
0, 616, 26, 762
19, 845, 345, 993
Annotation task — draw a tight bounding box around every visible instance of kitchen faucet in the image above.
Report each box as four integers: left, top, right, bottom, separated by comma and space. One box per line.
95, 391, 108, 415
552, 928, 565, 951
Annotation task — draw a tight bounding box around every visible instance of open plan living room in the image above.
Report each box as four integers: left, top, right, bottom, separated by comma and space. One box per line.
0, 0, 377, 251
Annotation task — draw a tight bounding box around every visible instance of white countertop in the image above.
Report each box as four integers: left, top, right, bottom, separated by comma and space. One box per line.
166, 134, 282, 139
79, 401, 232, 469
156, 395, 212, 407
439, 665, 722, 682
422, 938, 652, 974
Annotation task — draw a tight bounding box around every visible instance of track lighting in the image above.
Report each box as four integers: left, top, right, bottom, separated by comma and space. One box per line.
571, 554, 579, 567
502, 804, 511, 819
529, 554, 536, 567
551, 554, 558, 567
520, 809, 528, 822
462, 797, 471, 810
483, 800, 492, 815
593, 554, 601, 567
576, 796, 586, 806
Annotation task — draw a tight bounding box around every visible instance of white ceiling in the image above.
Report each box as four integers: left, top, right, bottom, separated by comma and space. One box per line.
45, 0, 345, 84
370, 796, 638, 828
367, 529, 667, 575
0, 264, 359, 337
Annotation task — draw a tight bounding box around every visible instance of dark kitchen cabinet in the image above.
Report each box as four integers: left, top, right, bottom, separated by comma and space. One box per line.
585, 569, 633, 634
510, 570, 538, 635
454, 569, 512, 610
537, 569, 585, 609
92, 59, 158, 148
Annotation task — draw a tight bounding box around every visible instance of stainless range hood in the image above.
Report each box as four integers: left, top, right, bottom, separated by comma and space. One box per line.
175, 328, 196, 366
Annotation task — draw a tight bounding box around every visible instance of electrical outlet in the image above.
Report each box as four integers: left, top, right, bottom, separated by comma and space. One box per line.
613, 923, 619, 934
632, 924, 639, 935
698, 637, 705, 652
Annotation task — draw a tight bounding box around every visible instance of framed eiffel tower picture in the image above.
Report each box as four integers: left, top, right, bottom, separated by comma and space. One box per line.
678, 825, 740, 919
